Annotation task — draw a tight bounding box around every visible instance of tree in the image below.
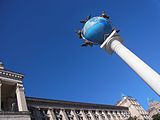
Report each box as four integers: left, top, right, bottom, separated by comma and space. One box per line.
152, 114, 160, 120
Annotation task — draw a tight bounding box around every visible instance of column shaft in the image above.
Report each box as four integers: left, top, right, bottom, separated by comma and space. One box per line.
16, 83, 28, 111
117, 111, 123, 119
81, 110, 88, 120
96, 111, 103, 120
108, 112, 114, 120
88, 111, 96, 120
113, 111, 119, 120
71, 110, 79, 120
61, 109, 69, 120
110, 40, 160, 95
48, 109, 56, 120
102, 111, 109, 120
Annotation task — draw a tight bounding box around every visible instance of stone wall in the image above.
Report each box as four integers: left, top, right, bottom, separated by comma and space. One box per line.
0, 111, 31, 120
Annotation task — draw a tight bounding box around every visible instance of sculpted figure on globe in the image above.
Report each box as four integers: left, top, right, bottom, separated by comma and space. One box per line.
76, 11, 119, 47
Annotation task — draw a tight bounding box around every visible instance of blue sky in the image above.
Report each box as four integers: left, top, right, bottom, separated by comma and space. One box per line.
0, 0, 160, 110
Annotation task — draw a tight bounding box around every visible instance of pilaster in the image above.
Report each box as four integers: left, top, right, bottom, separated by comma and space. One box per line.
107, 111, 114, 120
113, 111, 119, 120
117, 111, 123, 119
61, 109, 69, 120
96, 111, 103, 120
81, 110, 88, 120
48, 109, 56, 120
88, 111, 96, 120
102, 111, 109, 120
16, 83, 28, 111
71, 110, 79, 120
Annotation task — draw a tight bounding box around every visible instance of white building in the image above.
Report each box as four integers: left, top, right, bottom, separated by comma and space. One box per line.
148, 99, 160, 118
116, 96, 151, 120
0, 63, 130, 120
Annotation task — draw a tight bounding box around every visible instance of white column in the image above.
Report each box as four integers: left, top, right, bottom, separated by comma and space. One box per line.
81, 110, 88, 120
96, 111, 103, 120
16, 83, 28, 111
108, 111, 114, 120
88, 111, 96, 120
61, 109, 69, 120
71, 110, 79, 120
113, 111, 119, 120
101, 30, 160, 96
0, 81, 2, 111
121, 112, 126, 119
48, 109, 57, 120
117, 111, 123, 119
102, 111, 109, 120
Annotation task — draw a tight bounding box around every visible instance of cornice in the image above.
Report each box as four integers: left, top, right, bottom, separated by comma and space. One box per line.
26, 97, 128, 111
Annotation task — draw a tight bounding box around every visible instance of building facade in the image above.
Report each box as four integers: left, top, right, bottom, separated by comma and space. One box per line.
27, 97, 130, 120
117, 96, 151, 120
0, 63, 131, 120
148, 100, 160, 118
0, 63, 151, 120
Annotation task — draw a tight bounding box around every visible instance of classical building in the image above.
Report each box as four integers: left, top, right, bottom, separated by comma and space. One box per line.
27, 97, 130, 120
0, 63, 130, 120
0, 62, 151, 120
0, 62, 30, 120
148, 99, 160, 118
116, 96, 151, 120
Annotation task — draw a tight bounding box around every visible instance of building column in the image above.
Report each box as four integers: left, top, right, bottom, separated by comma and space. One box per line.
0, 81, 2, 111
81, 110, 88, 120
61, 109, 69, 120
16, 83, 28, 111
96, 111, 103, 120
88, 111, 96, 120
121, 112, 125, 119
108, 111, 114, 120
102, 111, 109, 120
48, 109, 56, 120
71, 110, 79, 120
117, 111, 123, 119
113, 111, 119, 120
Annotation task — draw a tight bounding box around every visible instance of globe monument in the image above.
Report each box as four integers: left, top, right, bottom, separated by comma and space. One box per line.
76, 12, 160, 96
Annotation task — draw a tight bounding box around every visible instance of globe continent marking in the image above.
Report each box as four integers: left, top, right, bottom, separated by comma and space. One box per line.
82, 17, 113, 44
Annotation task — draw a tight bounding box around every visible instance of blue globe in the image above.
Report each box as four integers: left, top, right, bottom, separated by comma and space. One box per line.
82, 17, 113, 44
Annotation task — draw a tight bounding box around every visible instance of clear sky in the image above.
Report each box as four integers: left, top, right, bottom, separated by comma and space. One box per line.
0, 0, 160, 110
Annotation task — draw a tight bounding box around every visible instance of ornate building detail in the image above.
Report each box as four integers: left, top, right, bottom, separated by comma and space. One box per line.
26, 96, 130, 120
75, 110, 83, 120
148, 99, 160, 118
0, 62, 30, 120
117, 96, 151, 120
54, 109, 63, 120
65, 110, 74, 120
1, 62, 152, 120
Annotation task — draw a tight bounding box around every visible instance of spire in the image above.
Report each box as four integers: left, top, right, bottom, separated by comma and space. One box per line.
0, 61, 4, 69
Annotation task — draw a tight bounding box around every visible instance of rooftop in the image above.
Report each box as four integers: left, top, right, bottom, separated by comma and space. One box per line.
26, 97, 128, 111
